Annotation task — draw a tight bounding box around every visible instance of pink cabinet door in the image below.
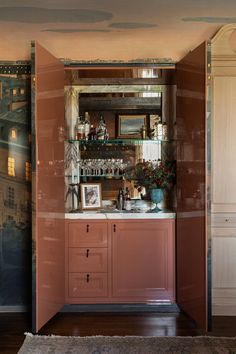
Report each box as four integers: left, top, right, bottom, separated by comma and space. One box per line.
176, 41, 210, 331
112, 220, 175, 301
69, 248, 108, 273
69, 273, 108, 297
31, 42, 65, 332
68, 221, 107, 247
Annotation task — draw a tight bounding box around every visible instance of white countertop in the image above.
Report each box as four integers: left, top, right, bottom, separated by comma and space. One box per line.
65, 211, 176, 219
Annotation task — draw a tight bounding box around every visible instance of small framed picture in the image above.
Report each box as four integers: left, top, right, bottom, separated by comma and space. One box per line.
116, 114, 147, 138
80, 183, 102, 210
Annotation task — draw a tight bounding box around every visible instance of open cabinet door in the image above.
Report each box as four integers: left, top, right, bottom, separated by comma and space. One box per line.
31, 42, 65, 332
176, 42, 211, 331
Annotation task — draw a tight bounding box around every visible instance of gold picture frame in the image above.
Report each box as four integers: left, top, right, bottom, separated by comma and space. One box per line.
116, 114, 147, 138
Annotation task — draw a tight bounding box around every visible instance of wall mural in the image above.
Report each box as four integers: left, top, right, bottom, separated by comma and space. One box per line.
0, 72, 31, 306
0, 1, 236, 62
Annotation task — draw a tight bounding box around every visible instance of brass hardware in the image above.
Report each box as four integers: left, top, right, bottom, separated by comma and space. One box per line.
86, 249, 89, 257
86, 274, 90, 283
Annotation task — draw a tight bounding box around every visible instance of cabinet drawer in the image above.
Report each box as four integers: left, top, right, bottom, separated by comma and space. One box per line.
69, 248, 107, 272
68, 222, 107, 247
212, 213, 236, 228
69, 273, 108, 298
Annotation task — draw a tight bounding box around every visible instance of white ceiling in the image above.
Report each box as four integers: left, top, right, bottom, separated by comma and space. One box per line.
0, 0, 236, 62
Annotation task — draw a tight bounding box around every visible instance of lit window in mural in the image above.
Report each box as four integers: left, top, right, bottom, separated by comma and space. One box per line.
20, 88, 25, 95
10, 128, 17, 140
8, 157, 15, 176
25, 162, 32, 181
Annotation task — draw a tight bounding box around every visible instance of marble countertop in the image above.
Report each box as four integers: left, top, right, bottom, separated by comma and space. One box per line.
65, 211, 176, 220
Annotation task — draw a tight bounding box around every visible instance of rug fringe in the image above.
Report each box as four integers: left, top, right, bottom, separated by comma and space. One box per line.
24, 332, 34, 337
23, 333, 236, 340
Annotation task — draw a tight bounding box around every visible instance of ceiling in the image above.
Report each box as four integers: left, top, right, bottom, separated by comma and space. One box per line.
0, 0, 236, 62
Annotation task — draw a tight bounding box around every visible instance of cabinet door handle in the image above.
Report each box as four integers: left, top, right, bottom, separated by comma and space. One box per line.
113, 224, 116, 232
86, 249, 89, 257
86, 274, 90, 283
86, 224, 89, 232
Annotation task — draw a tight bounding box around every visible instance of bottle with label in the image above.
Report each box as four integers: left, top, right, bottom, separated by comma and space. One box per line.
88, 124, 97, 140
162, 122, 168, 141
84, 112, 90, 140
117, 188, 124, 210
96, 114, 107, 140
141, 125, 147, 139
77, 116, 85, 140
124, 187, 132, 210
157, 116, 163, 140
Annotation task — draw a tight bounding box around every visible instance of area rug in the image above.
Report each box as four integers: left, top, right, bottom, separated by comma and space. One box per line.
18, 333, 236, 354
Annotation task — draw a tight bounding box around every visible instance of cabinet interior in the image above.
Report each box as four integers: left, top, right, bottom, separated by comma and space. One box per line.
64, 66, 177, 211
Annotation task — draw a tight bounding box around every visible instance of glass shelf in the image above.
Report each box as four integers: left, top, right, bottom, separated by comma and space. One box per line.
81, 175, 124, 179
65, 174, 124, 179
66, 138, 172, 145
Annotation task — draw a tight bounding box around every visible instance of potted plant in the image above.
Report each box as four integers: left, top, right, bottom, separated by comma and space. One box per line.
125, 159, 176, 211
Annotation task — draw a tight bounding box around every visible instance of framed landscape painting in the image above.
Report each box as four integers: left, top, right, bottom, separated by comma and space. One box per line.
116, 114, 147, 138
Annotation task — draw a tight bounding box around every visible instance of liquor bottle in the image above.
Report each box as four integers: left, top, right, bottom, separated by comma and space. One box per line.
88, 124, 97, 140
96, 114, 107, 140
117, 188, 124, 210
125, 187, 131, 201
77, 116, 85, 140
141, 125, 147, 139
84, 112, 90, 140
157, 116, 163, 140
124, 187, 132, 210
162, 122, 168, 141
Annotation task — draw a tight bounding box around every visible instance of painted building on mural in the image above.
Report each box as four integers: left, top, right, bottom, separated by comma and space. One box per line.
0, 74, 31, 306
0, 75, 31, 226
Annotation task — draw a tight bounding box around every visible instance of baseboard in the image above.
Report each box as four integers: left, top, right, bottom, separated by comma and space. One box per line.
0, 305, 30, 312
61, 303, 180, 313
212, 304, 236, 316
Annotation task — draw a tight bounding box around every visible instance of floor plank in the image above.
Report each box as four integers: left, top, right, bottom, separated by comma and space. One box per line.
0, 312, 236, 354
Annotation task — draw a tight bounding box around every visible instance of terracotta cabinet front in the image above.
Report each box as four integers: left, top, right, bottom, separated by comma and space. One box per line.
69, 273, 108, 298
66, 219, 175, 304
69, 247, 108, 273
68, 221, 108, 247
112, 220, 175, 301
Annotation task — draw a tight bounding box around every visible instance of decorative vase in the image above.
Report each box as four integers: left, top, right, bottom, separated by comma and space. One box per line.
149, 188, 163, 212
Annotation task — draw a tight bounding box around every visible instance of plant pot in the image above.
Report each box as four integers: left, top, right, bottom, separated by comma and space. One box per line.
149, 188, 164, 212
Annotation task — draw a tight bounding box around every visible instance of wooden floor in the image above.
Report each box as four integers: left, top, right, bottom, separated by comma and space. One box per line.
0, 312, 236, 354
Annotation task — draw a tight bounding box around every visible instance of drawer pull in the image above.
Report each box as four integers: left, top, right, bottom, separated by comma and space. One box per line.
225, 219, 229, 222
113, 224, 116, 232
86, 274, 90, 283
86, 224, 89, 232
86, 249, 90, 257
